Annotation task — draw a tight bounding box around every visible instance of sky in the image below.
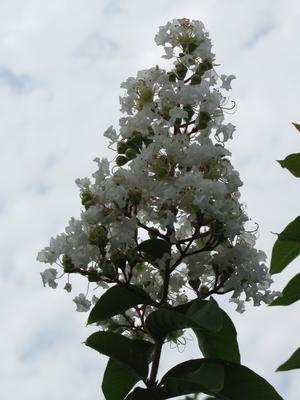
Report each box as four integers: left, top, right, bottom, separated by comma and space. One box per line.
1, 0, 300, 399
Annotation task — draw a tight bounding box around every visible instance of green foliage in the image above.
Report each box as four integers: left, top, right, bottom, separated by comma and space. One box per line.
194, 309, 240, 363
162, 360, 224, 397
271, 121, 300, 375
87, 284, 157, 325
278, 153, 300, 177
270, 216, 300, 275
137, 238, 171, 259
102, 358, 141, 400
85, 332, 154, 380
277, 347, 300, 371
292, 122, 300, 132
218, 362, 283, 400
145, 298, 222, 342
270, 273, 300, 306
124, 360, 283, 400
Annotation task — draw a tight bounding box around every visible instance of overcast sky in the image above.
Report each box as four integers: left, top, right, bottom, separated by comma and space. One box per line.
1, 1, 300, 399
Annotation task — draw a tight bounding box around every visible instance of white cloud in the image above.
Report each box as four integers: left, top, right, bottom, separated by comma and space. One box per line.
1, 0, 300, 399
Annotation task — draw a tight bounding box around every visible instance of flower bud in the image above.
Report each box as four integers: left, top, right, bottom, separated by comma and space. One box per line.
88, 225, 108, 249
136, 85, 153, 111
87, 267, 100, 282
198, 285, 209, 296
126, 249, 140, 267
116, 155, 129, 167
125, 148, 137, 160
80, 188, 96, 209
188, 278, 200, 292
150, 155, 170, 179
190, 74, 202, 85
175, 63, 188, 80
110, 250, 127, 270
128, 187, 142, 205
62, 254, 75, 273
117, 141, 128, 154
101, 261, 116, 279
168, 72, 177, 82
197, 111, 211, 130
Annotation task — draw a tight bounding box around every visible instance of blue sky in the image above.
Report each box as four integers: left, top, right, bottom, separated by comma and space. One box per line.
1, 0, 300, 399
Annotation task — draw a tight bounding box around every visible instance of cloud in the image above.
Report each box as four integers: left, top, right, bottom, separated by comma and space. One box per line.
1, 0, 300, 399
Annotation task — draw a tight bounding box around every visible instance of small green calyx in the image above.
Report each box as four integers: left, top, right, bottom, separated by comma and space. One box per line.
168, 72, 177, 82
125, 148, 137, 160
189, 278, 201, 292
101, 261, 116, 279
196, 58, 213, 75
80, 188, 96, 210
117, 141, 128, 154
178, 34, 199, 54
88, 225, 108, 249
116, 155, 129, 167
110, 250, 127, 270
136, 84, 153, 111
197, 111, 211, 130
175, 62, 188, 80
87, 267, 100, 282
128, 187, 142, 205
190, 74, 202, 85
150, 155, 170, 179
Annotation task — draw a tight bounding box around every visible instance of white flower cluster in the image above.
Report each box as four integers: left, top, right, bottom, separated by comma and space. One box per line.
38, 19, 278, 331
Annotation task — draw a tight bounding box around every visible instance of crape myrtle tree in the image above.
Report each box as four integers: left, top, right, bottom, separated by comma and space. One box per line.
37, 19, 283, 400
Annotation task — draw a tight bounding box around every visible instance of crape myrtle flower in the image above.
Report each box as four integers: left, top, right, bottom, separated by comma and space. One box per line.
38, 18, 279, 338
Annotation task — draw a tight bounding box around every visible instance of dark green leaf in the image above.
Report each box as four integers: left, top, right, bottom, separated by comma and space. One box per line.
87, 284, 157, 325
163, 359, 224, 396
102, 358, 141, 400
218, 362, 283, 400
146, 298, 222, 342
292, 122, 300, 132
270, 216, 300, 274
194, 309, 240, 363
125, 387, 167, 400
146, 309, 194, 342
186, 298, 222, 332
162, 360, 283, 400
127, 360, 283, 400
137, 239, 171, 259
277, 347, 300, 371
270, 273, 300, 306
278, 153, 300, 177
85, 332, 154, 380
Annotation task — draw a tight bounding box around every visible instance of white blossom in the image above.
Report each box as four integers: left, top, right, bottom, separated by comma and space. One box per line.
73, 294, 92, 312
38, 18, 278, 325
40, 268, 58, 289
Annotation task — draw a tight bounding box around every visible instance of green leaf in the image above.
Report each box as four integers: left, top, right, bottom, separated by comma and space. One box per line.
292, 122, 300, 132
102, 358, 141, 400
125, 387, 167, 400
137, 239, 171, 259
85, 332, 154, 380
194, 309, 240, 363
186, 298, 222, 332
270, 216, 300, 274
126, 360, 283, 400
161, 360, 283, 400
87, 284, 157, 325
278, 153, 300, 177
218, 362, 283, 400
270, 273, 300, 306
277, 347, 300, 371
145, 298, 222, 342
163, 359, 224, 396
